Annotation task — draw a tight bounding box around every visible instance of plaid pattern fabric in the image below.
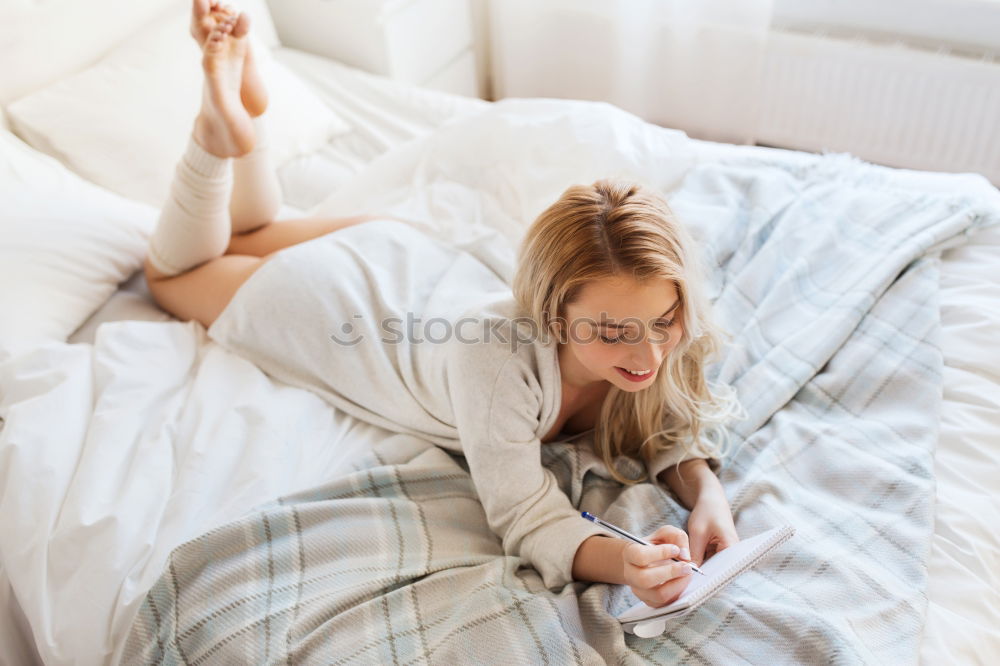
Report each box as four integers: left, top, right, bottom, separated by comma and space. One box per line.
123, 151, 999, 665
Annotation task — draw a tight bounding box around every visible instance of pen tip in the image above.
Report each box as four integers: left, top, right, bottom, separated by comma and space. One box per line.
581, 511, 593, 520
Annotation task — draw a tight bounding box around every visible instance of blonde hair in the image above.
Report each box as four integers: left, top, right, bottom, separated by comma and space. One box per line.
512, 179, 745, 484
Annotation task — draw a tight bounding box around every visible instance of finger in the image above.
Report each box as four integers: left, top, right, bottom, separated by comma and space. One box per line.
623, 542, 680, 567
705, 531, 739, 561
652, 569, 695, 605
634, 592, 667, 608
628, 562, 695, 607
687, 528, 708, 566
630, 560, 695, 589
645, 525, 690, 554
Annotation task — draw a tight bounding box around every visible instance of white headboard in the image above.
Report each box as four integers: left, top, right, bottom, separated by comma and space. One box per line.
0, 0, 280, 106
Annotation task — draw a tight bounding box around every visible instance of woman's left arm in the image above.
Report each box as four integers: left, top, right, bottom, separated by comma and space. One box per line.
657, 458, 739, 565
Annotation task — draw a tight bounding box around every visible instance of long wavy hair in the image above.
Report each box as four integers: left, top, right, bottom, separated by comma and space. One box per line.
512, 179, 745, 484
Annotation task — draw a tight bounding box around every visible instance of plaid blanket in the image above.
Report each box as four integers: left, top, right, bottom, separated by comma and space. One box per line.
123, 143, 999, 664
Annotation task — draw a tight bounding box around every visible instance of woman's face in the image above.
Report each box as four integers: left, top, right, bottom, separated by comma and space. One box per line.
559, 276, 683, 392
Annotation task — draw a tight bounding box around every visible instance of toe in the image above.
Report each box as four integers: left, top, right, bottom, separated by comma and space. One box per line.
232, 12, 251, 39
205, 27, 226, 51
193, 0, 209, 19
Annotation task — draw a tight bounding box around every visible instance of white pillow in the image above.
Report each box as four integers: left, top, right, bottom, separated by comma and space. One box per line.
6, 6, 351, 206
0, 131, 156, 354
0, 0, 279, 106
0, 0, 178, 105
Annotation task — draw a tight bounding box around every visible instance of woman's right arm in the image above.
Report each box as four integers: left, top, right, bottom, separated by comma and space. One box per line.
446, 331, 695, 598
572, 535, 628, 584
573, 527, 697, 607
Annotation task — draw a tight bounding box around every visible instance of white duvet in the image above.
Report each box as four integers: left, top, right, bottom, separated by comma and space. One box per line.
1, 99, 998, 665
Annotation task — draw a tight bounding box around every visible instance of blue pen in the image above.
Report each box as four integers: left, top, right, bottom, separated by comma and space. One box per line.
581, 511, 705, 575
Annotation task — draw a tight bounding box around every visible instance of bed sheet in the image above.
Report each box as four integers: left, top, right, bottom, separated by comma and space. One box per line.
2, 55, 996, 664
272, 47, 489, 213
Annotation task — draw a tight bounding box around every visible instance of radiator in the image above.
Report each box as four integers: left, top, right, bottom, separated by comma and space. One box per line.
489, 2, 1000, 187
758, 30, 1000, 185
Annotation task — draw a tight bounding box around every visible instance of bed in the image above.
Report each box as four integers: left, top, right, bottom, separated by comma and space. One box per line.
1, 1, 998, 664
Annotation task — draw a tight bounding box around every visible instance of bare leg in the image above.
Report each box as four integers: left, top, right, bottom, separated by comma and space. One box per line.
191, 1, 268, 117
148, 210, 381, 325
190, 2, 374, 249
145, 254, 269, 328
225, 214, 381, 257
146, 11, 265, 328
146, 4, 377, 327
192, 1, 279, 234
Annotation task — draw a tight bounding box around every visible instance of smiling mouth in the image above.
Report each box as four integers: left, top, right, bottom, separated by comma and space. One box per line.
615, 366, 655, 382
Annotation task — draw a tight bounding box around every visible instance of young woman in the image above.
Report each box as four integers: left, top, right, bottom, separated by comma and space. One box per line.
146, 1, 744, 609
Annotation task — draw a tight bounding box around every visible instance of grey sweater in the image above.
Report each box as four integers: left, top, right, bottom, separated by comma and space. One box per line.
209, 219, 700, 588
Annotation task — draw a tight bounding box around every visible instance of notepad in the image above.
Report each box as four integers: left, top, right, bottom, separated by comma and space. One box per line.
617, 524, 795, 637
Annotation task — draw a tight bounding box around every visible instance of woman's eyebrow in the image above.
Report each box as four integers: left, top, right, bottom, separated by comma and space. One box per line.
596, 299, 681, 329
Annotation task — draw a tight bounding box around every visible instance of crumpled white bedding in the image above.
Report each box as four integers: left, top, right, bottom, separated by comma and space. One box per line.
0, 55, 998, 666
923, 226, 1000, 660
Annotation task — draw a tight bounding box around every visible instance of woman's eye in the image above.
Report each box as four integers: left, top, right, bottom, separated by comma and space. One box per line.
599, 334, 623, 344
655, 318, 675, 329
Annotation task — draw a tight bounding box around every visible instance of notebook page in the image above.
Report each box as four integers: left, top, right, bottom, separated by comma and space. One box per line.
617, 526, 788, 623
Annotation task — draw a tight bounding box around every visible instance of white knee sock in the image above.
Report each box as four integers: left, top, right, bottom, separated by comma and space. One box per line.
147, 136, 232, 276
230, 114, 283, 234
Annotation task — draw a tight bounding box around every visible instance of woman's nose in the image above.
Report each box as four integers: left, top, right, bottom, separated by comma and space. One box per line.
629, 339, 663, 369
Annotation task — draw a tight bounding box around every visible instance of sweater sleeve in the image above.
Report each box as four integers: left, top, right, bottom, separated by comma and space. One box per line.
446, 344, 608, 589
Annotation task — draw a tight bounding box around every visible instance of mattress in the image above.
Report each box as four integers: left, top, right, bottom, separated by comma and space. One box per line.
3, 48, 998, 665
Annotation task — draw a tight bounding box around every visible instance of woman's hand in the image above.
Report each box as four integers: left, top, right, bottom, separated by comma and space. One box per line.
686, 492, 739, 565
621, 526, 696, 607
658, 458, 739, 566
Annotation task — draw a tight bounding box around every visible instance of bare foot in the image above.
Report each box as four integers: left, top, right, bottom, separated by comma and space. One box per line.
190, 0, 268, 117
193, 15, 256, 157
239, 43, 268, 118
189, 0, 220, 45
